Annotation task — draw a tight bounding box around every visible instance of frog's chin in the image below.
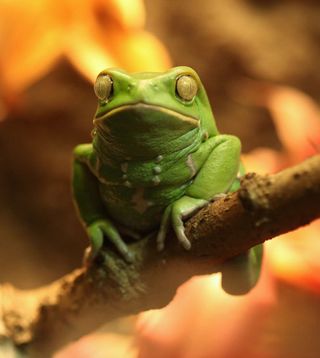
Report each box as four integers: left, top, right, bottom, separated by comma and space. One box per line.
93, 103, 199, 128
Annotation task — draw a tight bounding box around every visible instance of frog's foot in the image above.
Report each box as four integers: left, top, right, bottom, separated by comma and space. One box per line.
172, 196, 208, 249
221, 245, 263, 294
157, 196, 208, 251
86, 219, 134, 264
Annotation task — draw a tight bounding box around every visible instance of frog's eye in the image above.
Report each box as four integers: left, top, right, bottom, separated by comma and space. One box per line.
176, 75, 198, 101
94, 74, 113, 101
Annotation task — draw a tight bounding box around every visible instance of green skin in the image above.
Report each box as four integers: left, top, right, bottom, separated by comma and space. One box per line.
73, 66, 262, 292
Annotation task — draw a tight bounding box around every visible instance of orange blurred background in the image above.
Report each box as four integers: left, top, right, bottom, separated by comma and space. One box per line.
1, 1, 320, 357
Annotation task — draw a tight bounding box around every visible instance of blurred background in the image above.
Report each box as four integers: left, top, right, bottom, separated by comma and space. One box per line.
1, 0, 320, 357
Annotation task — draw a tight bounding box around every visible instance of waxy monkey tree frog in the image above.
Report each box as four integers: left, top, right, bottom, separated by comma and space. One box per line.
72, 66, 262, 291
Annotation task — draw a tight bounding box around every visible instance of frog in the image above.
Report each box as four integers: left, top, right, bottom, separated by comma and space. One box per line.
72, 66, 262, 293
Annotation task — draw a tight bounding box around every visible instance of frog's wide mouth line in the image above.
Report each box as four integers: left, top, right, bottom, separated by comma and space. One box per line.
93, 103, 199, 127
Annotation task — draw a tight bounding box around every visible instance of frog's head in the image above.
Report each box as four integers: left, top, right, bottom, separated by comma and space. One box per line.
92, 66, 218, 158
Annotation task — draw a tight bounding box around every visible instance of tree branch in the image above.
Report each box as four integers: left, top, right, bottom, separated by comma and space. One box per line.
1, 154, 320, 357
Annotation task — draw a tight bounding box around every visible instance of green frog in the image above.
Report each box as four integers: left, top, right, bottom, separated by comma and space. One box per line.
72, 66, 262, 293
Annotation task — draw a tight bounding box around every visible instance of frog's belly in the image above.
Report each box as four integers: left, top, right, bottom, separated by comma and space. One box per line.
99, 182, 189, 234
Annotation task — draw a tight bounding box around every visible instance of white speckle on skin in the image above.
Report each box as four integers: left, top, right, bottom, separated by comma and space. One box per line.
186, 154, 197, 177
156, 155, 163, 163
91, 128, 97, 138
124, 180, 132, 188
153, 166, 162, 174
152, 176, 161, 186
121, 162, 128, 173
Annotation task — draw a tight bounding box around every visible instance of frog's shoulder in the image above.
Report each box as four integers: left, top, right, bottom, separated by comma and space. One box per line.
73, 144, 99, 172
74, 144, 93, 160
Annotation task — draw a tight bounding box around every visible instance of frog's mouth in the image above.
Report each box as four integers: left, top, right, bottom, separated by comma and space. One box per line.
93, 103, 201, 158
93, 103, 199, 128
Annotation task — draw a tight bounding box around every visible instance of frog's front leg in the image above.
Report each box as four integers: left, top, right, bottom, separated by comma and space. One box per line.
157, 197, 208, 250
73, 144, 133, 263
157, 134, 241, 250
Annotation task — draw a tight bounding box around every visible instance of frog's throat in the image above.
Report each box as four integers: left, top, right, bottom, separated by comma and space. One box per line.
93, 103, 199, 127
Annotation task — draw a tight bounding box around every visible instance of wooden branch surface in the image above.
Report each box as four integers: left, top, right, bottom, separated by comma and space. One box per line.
1, 154, 320, 357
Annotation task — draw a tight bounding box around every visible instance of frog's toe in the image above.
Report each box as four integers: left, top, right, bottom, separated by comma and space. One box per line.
156, 205, 172, 251
87, 223, 104, 260
101, 222, 134, 263
156, 230, 166, 251
175, 226, 191, 250
212, 193, 227, 201
171, 196, 208, 250
171, 204, 191, 250
88, 220, 134, 263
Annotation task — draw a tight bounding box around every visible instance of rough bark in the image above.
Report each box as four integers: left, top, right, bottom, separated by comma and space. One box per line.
1, 154, 320, 357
